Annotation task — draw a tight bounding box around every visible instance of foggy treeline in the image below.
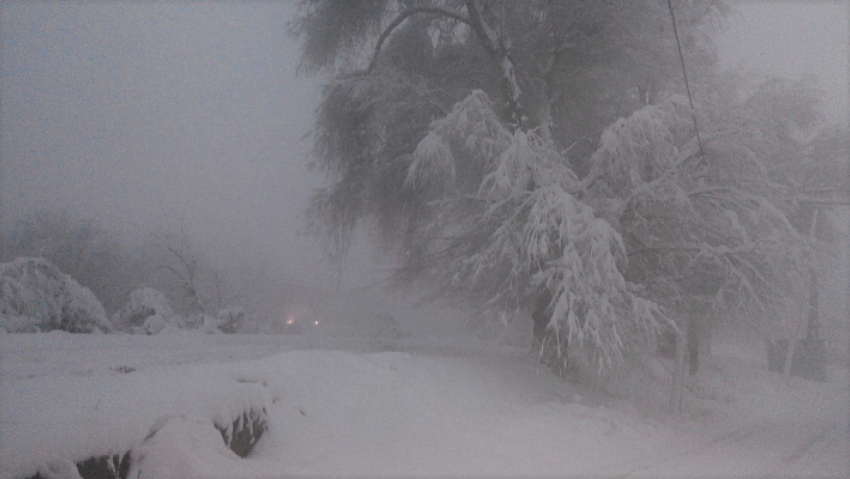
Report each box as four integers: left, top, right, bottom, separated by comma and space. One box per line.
0, 209, 289, 322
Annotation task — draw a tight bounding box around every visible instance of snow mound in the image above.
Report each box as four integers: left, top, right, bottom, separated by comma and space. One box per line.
130, 415, 264, 479
2, 333, 846, 478
0, 362, 272, 479
0, 257, 111, 333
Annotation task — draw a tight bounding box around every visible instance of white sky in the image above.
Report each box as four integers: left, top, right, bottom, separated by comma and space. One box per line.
1, 3, 326, 282
1, 1, 847, 287
716, 1, 848, 127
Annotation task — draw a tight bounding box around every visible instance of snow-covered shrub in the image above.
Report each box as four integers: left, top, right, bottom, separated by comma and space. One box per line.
185, 312, 217, 334
0, 312, 39, 333
112, 286, 179, 334
217, 307, 245, 334
0, 257, 111, 333
234, 311, 264, 334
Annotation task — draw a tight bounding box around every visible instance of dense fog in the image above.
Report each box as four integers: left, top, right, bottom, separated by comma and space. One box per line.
2, 3, 845, 316
1, 2, 848, 478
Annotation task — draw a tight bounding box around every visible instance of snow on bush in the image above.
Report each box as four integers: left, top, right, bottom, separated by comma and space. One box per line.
233, 311, 264, 334
130, 415, 253, 479
188, 312, 220, 334
0, 256, 111, 333
113, 286, 180, 334
217, 307, 245, 334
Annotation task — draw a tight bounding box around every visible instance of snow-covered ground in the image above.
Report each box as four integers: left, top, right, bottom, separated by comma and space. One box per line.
1, 327, 847, 478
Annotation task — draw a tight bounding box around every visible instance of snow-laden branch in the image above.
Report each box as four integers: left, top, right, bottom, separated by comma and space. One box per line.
406, 90, 511, 191
402, 89, 671, 370
581, 91, 811, 330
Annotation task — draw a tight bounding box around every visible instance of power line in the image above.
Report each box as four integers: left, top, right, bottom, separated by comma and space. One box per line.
667, 0, 706, 163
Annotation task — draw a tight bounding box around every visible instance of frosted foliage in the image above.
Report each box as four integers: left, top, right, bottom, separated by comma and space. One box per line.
586, 97, 808, 327
405, 131, 455, 187
0, 257, 111, 333
587, 96, 691, 199
408, 92, 668, 370
142, 314, 168, 336
517, 185, 665, 370
217, 307, 245, 334
407, 90, 512, 191
113, 286, 179, 335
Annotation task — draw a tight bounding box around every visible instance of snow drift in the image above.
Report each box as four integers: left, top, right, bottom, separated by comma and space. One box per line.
1, 331, 846, 478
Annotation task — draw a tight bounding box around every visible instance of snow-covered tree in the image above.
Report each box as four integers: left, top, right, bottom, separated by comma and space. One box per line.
0, 257, 112, 333
291, 0, 831, 372
112, 286, 180, 335
149, 222, 237, 316
0, 210, 150, 314
217, 306, 246, 334
399, 91, 669, 369
585, 92, 811, 335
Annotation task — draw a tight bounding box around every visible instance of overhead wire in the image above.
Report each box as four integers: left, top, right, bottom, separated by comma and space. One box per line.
667, 0, 706, 164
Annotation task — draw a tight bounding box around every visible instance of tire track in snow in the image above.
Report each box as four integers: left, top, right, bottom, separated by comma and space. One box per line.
768, 422, 842, 476
597, 422, 773, 478
609, 421, 845, 478
782, 423, 837, 465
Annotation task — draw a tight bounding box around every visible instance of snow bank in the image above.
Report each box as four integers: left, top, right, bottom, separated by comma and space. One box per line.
129, 414, 275, 479
0, 257, 111, 333
0, 361, 271, 479
2, 332, 846, 478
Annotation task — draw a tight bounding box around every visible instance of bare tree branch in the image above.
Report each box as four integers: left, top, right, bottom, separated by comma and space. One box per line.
366, 6, 469, 75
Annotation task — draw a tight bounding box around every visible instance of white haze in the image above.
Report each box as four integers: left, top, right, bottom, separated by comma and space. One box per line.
1, 1, 847, 296
1, 3, 326, 285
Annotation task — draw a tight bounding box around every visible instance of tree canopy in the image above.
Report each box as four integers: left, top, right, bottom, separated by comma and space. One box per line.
291, 0, 846, 372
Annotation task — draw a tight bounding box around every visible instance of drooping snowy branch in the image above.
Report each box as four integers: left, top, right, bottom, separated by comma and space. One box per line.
585, 95, 810, 327
406, 90, 512, 192
366, 6, 470, 74
405, 91, 671, 370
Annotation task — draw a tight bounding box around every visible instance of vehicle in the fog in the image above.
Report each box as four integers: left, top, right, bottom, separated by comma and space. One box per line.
275, 304, 319, 335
